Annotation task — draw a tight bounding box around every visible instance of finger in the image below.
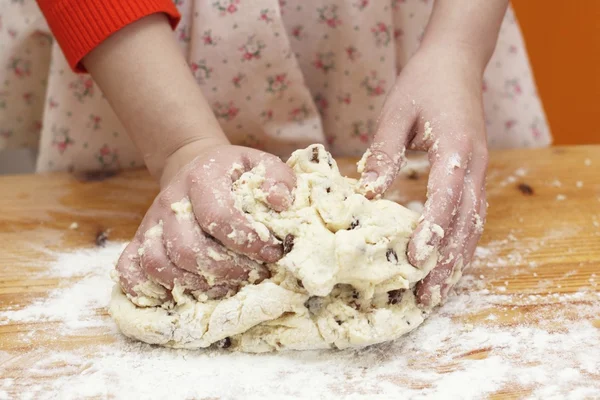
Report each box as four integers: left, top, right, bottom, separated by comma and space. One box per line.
458, 188, 487, 276
162, 204, 270, 284
415, 245, 455, 308
358, 89, 418, 198
228, 148, 296, 211
189, 148, 289, 263
139, 221, 210, 293
416, 155, 486, 306
453, 144, 488, 270
115, 207, 171, 302
115, 238, 149, 298
407, 143, 469, 267
415, 204, 468, 309
254, 151, 296, 212
437, 173, 479, 300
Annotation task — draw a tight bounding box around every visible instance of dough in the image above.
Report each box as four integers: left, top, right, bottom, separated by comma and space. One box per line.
110, 145, 440, 352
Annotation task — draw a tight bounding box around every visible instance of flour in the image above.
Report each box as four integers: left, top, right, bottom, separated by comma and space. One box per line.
423, 121, 433, 141
497, 168, 528, 187
0, 243, 125, 331
2, 232, 599, 399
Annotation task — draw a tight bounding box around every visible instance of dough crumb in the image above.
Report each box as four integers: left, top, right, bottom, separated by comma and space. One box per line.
423, 121, 433, 141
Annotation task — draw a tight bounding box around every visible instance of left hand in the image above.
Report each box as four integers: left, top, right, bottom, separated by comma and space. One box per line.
358, 44, 489, 307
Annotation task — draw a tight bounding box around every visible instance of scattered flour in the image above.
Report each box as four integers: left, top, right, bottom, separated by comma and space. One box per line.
514, 168, 527, 177
497, 168, 528, 187
1, 240, 599, 399
0, 244, 125, 330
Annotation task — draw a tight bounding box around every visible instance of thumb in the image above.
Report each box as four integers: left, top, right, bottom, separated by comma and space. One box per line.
358, 91, 417, 198
245, 149, 297, 212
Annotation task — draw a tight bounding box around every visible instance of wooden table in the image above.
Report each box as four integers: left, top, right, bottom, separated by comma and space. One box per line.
0, 146, 599, 399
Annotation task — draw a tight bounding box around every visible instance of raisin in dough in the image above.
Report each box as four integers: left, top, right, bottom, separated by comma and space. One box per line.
110, 145, 442, 352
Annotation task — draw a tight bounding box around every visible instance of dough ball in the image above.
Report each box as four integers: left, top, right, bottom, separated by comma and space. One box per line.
110, 145, 441, 352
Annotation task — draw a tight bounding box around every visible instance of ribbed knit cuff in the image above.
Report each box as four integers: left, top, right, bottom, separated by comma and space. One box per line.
37, 0, 181, 72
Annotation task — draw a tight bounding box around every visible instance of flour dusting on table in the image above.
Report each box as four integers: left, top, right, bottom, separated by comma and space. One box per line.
1, 239, 599, 399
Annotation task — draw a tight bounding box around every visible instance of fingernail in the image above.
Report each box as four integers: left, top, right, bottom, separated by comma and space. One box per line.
272, 182, 292, 203
361, 171, 378, 185
259, 244, 283, 263
267, 182, 293, 211
409, 230, 434, 265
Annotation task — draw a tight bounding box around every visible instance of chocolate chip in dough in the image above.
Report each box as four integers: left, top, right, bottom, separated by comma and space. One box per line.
283, 234, 295, 254
386, 248, 398, 264
348, 219, 360, 230
517, 183, 534, 195
217, 337, 232, 349
310, 146, 320, 163
387, 289, 405, 305
326, 187, 331, 193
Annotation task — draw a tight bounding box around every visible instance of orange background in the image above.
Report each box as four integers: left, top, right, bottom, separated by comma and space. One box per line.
512, 1, 600, 145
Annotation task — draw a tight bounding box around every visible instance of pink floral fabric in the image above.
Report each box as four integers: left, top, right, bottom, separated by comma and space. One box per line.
0, 0, 551, 172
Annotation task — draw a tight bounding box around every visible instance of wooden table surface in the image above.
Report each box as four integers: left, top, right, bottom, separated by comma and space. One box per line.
0, 145, 599, 399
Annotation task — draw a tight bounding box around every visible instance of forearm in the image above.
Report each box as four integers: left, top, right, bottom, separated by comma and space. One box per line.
83, 14, 228, 180
421, 0, 509, 72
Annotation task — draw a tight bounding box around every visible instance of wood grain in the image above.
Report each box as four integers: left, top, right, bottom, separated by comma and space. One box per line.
0, 145, 599, 398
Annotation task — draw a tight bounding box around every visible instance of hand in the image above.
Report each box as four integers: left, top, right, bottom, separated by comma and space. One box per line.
115, 143, 297, 305
359, 45, 488, 307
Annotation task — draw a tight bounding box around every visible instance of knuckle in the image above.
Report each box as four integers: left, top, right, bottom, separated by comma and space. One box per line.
117, 243, 137, 266
139, 251, 154, 271
140, 245, 164, 273
166, 239, 196, 268
208, 206, 233, 228
368, 148, 399, 172
458, 149, 473, 170
261, 152, 283, 166
197, 203, 229, 231
156, 192, 172, 209
473, 142, 489, 165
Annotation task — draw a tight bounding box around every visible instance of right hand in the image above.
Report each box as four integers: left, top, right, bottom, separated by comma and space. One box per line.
358, 44, 489, 307
115, 143, 297, 305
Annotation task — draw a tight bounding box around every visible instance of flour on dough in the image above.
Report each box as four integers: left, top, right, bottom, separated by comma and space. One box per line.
110, 145, 440, 352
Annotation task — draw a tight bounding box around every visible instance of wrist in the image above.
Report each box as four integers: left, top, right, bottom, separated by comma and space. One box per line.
158, 137, 230, 188
419, 0, 509, 75
415, 40, 488, 78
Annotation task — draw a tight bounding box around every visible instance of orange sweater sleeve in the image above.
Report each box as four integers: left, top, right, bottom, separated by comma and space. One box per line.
37, 0, 181, 72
